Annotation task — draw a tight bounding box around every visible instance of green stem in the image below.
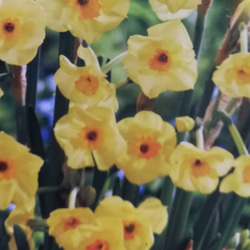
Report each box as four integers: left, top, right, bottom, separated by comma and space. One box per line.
225, 98, 238, 113
163, 189, 193, 250
195, 120, 204, 150
68, 187, 79, 209
122, 178, 139, 205
27, 219, 48, 232
37, 186, 64, 194
101, 51, 127, 73
239, 22, 248, 53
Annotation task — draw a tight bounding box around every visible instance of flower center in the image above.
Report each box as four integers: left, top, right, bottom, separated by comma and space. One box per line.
0, 159, 17, 180
235, 67, 250, 85
68, 0, 102, 19
63, 217, 81, 231
75, 74, 99, 96
243, 166, 250, 183
148, 50, 171, 72
78, 126, 103, 150
136, 136, 161, 159
123, 220, 141, 240
86, 239, 109, 250
191, 159, 210, 178
1, 18, 21, 42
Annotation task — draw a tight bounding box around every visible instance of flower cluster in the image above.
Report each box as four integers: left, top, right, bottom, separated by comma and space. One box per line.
47, 196, 168, 250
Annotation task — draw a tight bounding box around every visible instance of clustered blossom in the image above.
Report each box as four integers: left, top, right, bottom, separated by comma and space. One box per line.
47, 196, 168, 250
1, 0, 250, 249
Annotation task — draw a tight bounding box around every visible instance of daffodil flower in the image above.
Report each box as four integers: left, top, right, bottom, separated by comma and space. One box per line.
54, 106, 126, 170
169, 142, 233, 194
212, 53, 250, 98
123, 20, 197, 98
95, 196, 168, 250
0, 0, 46, 65
5, 199, 35, 250
38, 0, 130, 44
0, 132, 43, 210
149, 0, 196, 21
116, 111, 176, 185
175, 116, 195, 132
220, 155, 250, 197
54, 46, 118, 111
0, 88, 3, 98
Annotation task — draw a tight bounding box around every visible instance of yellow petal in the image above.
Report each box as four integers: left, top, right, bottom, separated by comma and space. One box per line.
0, 180, 16, 210
138, 198, 168, 234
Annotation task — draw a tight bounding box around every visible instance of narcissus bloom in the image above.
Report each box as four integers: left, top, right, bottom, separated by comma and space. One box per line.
0, 88, 3, 98
54, 106, 126, 170
95, 196, 168, 250
123, 20, 197, 98
0, 132, 43, 210
169, 142, 233, 194
0, 0, 45, 65
73, 217, 125, 250
149, 0, 195, 21
47, 207, 95, 248
5, 200, 35, 250
152, 0, 201, 13
175, 116, 195, 132
220, 155, 250, 197
54, 46, 118, 111
116, 111, 176, 185
38, 0, 129, 44
212, 53, 250, 98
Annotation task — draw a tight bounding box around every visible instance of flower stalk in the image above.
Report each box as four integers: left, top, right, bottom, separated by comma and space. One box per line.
101, 51, 127, 73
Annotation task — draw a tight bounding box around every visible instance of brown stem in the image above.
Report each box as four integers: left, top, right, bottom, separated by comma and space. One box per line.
136, 92, 155, 113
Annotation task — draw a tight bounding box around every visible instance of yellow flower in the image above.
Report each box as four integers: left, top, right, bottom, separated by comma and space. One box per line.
169, 142, 233, 194
47, 207, 95, 248
0, 0, 45, 65
0, 132, 43, 210
54, 106, 126, 170
123, 20, 197, 98
5, 199, 35, 250
73, 217, 125, 250
54, 45, 118, 111
116, 111, 176, 185
212, 53, 250, 98
220, 155, 250, 197
149, 0, 195, 21
95, 196, 168, 250
154, 0, 201, 13
175, 116, 195, 132
38, 0, 129, 44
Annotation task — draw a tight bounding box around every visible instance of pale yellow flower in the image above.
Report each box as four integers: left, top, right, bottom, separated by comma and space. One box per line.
0, 132, 43, 209
220, 155, 250, 197
95, 196, 168, 250
54, 45, 118, 111
175, 116, 195, 132
169, 142, 233, 194
0, 88, 3, 98
38, 0, 130, 44
149, 0, 195, 21
123, 20, 197, 98
212, 53, 250, 98
54, 106, 126, 170
5, 199, 35, 250
0, 0, 45, 65
116, 111, 176, 185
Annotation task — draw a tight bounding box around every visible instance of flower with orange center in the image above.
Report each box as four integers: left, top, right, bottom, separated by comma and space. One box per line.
47, 207, 96, 248
0, 0, 45, 65
54, 46, 118, 111
5, 199, 35, 250
220, 155, 250, 197
169, 142, 234, 194
95, 196, 168, 250
54, 106, 126, 170
38, 0, 129, 44
212, 53, 250, 98
0, 132, 43, 210
116, 111, 176, 185
123, 20, 197, 98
